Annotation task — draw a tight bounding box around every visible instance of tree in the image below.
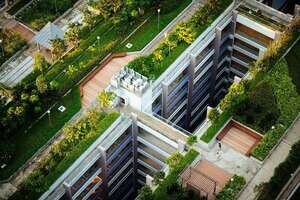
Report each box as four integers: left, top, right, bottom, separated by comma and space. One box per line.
33, 53, 48, 74
64, 23, 81, 47
97, 91, 115, 110
50, 38, 66, 59
138, 185, 153, 200
175, 23, 195, 44
82, 9, 95, 29
166, 152, 183, 169
36, 75, 48, 94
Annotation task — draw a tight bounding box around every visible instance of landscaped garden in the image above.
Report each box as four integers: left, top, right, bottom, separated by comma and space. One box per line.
0, 88, 81, 180
138, 149, 199, 200
199, 18, 300, 161
128, 0, 233, 79
0, 29, 27, 66
9, 111, 120, 200
16, 0, 78, 30
0, 0, 193, 180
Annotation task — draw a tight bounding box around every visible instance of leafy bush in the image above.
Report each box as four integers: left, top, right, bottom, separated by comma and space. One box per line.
257, 140, 300, 200
138, 185, 154, 200
187, 135, 197, 146
200, 111, 231, 143
166, 152, 184, 169
208, 107, 220, 121
154, 171, 166, 185
216, 175, 246, 200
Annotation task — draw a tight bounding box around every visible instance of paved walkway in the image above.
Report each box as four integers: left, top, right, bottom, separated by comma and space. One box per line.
238, 117, 300, 200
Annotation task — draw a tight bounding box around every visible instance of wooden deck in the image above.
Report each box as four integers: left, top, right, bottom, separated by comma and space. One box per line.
80, 53, 137, 108
217, 120, 263, 156
181, 159, 231, 200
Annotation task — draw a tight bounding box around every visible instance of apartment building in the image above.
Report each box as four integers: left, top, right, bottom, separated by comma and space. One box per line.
146, 0, 291, 133
40, 112, 187, 200
39, 1, 294, 200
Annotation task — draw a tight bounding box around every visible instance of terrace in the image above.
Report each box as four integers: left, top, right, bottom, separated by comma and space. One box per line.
180, 159, 232, 199
216, 119, 263, 156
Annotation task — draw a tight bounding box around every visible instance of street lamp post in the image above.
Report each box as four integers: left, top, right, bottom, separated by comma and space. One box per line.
157, 8, 161, 32
47, 110, 51, 125
97, 36, 100, 46
0, 39, 4, 57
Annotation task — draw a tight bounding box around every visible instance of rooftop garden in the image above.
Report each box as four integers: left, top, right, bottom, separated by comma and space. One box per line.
16, 0, 78, 30
9, 111, 120, 200
0, 0, 192, 180
128, 0, 233, 79
138, 149, 199, 200
237, 5, 285, 31
0, 29, 27, 66
0, 88, 81, 180
257, 140, 300, 200
200, 18, 300, 161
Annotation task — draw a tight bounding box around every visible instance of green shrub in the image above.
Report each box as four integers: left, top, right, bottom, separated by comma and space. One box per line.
216, 175, 246, 200
201, 111, 231, 143
208, 108, 220, 121
187, 135, 197, 146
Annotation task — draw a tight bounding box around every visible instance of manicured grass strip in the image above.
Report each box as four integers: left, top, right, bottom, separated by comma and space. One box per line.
117, 0, 192, 52
0, 88, 81, 180
153, 149, 199, 200
216, 175, 246, 200
286, 39, 300, 94
201, 111, 231, 143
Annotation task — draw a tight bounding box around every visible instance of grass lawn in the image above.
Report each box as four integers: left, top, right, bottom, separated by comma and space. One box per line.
117, 0, 192, 52
285, 39, 300, 94
200, 112, 231, 143
0, 88, 81, 180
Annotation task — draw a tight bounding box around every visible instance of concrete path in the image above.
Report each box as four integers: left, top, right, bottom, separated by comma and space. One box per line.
238, 117, 300, 200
